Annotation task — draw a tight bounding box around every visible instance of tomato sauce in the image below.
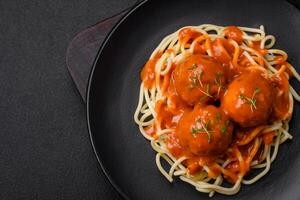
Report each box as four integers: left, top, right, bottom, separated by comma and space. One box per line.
223, 26, 243, 44
140, 52, 162, 89
179, 28, 202, 43
271, 72, 291, 120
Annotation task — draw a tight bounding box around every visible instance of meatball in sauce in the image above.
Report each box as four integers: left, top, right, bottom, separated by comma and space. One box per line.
222, 69, 273, 127
175, 105, 233, 156
173, 55, 226, 106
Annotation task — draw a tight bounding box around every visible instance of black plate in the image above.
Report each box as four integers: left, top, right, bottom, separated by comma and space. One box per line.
87, 0, 300, 199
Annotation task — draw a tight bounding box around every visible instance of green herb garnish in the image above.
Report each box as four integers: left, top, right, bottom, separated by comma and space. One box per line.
214, 72, 225, 88
195, 84, 213, 102
221, 120, 230, 135
191, 119, 212, 143
189, 70, 203, 89
188, 63, 198, 71
216, 112, 222, 122
253, 87, 261, 97
200, 84, 213, 98
239, 87, 261, 112
189, 76, 199, 88
214, 72, 227, 96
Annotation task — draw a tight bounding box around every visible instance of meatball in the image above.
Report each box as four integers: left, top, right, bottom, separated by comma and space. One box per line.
173, 55, 226, 105
175, 105, 233, 156
222, 69, 273, 127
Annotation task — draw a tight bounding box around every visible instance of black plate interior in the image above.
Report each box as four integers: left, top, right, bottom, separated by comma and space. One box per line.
87, 0, 300, 199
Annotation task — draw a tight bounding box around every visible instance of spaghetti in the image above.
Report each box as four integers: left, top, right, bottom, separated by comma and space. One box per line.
134, 24, 300, 196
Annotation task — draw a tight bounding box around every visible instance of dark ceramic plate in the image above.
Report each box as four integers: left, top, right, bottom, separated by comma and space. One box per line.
87, 0, 300, 199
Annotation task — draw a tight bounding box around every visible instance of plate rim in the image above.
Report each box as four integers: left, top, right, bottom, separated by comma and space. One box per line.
86, 1, 148, 199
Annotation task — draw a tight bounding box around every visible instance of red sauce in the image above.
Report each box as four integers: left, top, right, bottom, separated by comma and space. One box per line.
186, 159, 202, 174
194, 43, 207, 55
184, 156, 216, 174
249, 41, 268, 56
166, 132, 184, 157
212, 38, 233, 63
225, 161, 240, 173
165, 75, 190, 115
263, 131, 275, 145
207, 163, 222, 179
223, 26, 243, 44
271, 73, 290, 120
275, 62, 293, 77
144, 126, 155, 137
155, 100, 175, 129
179, 28, 202, 43
140, 52, 161, 89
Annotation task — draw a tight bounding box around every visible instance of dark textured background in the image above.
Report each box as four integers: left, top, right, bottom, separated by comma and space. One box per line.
0, 0, 135, 199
